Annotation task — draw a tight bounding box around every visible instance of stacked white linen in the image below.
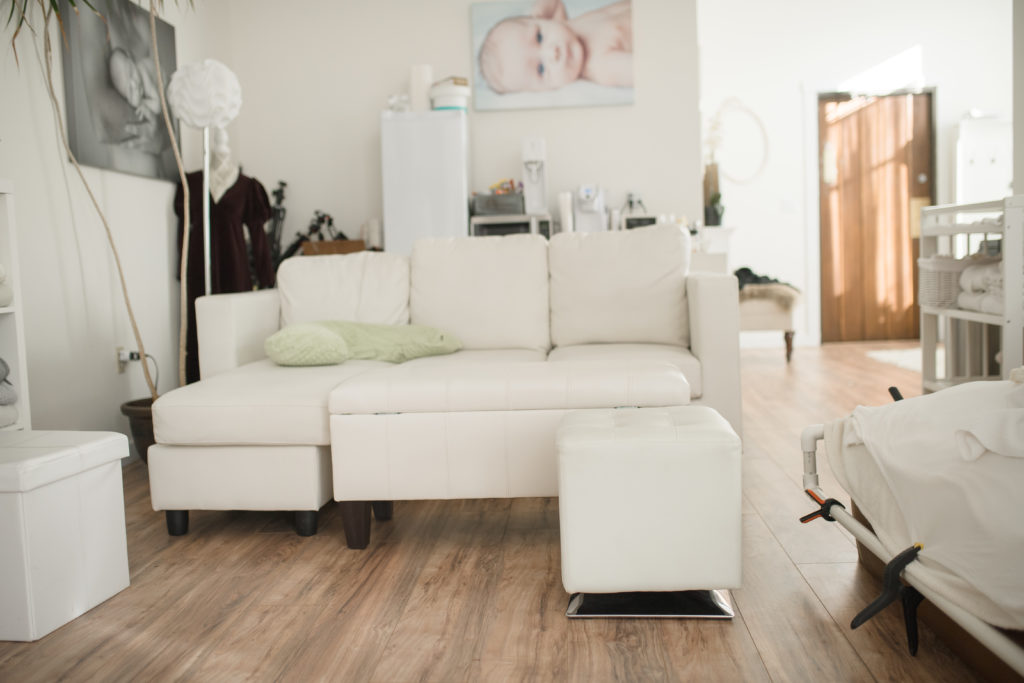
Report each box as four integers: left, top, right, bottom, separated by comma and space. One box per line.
0, 357, 17, 428
957, 259, 1003, 314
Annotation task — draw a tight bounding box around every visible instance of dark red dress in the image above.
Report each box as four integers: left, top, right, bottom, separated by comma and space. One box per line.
175, 171, 275, 383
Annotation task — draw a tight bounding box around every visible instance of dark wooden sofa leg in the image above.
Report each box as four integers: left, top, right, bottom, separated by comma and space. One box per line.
166, 510, 189, 536
371, 501, 394, 521
340, 501, 372, 549
784, 331, 795, 363
294, 510, 318, 537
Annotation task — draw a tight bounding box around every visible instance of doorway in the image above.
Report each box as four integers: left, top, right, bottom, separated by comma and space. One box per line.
818, 91, 934, 342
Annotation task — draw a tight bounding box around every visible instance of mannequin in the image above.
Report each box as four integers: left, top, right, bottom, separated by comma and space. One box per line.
174, 125, 273, 383
208, 127, 240, 203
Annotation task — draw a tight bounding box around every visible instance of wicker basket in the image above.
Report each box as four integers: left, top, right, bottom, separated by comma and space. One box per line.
918, 256, 969, 308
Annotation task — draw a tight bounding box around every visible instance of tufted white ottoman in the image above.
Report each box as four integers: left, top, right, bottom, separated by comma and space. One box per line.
0, 431, 130, 641
557, 406, 741, 617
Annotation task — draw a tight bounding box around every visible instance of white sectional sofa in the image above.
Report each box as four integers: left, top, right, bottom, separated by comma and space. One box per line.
149, 225, 741, 547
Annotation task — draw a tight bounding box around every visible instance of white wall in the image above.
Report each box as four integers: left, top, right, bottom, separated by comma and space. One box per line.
1016, 2, 1024, 193
0, 2, 226, 446
1, 0, 701, 441
217, 0, 702, 242
698, 0, 1012, 346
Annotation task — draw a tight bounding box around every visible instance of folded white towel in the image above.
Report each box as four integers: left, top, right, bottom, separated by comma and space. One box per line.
957, 289, 1004, 315
959, 261, 1002, 293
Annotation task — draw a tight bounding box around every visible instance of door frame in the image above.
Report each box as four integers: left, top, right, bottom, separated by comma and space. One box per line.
801, 86, 937, 345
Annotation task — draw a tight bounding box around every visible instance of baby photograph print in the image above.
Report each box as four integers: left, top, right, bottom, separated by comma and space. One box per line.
61, 0, 179, 181
471, 0, 634, 111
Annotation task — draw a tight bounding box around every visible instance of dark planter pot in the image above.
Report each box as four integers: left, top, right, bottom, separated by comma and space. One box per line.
120, 397, 155, 464
704, 205, 724, 227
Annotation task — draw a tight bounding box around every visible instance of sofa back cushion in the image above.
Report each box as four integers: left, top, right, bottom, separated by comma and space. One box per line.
277, 251, 410, 326
410, 234, 550, 351
549, 224, 691, 347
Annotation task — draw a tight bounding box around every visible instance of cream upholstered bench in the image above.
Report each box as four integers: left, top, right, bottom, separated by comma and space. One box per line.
739, 283, 800, 362
556, 406, 741, 617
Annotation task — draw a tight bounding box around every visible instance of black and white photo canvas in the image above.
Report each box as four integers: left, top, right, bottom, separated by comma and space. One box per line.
61, 0, 178, 181
471, 0, 634, 111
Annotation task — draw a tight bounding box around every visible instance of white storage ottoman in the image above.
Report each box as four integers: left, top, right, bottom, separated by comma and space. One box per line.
557, 406, 741, 615
0, 431, 130, 641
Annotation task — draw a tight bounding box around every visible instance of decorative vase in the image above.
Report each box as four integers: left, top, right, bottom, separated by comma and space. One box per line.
704, 205, 724, 227
120, 397, 155, 464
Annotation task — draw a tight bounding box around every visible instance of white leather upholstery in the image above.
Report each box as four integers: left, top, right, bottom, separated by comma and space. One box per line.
328, 360, 690, 414
151, 232, 743, 527
332, 410, 566, 500
546, 343, 703, 399
687, 271, 742, 434
410, 234, 550, 351
196, 289, 281, 379
149, 445, 331, 511
549, 225, 691, 348
277, 251, 410, 327
331, 361, 690, 501
558, 406, 742, 593
153, 359, 390, 446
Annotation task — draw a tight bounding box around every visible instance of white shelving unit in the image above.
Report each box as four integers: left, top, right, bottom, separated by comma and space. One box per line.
0, 179, 31, 430
919, 196, 1023, 392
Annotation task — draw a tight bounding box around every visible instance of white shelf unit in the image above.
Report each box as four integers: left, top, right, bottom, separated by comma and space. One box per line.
919, 196, 1023, 392
0, 179, 31, 430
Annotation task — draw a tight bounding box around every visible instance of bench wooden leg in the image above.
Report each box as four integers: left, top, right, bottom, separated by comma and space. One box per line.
784, 331, 795, 363
340, 501, 371, 549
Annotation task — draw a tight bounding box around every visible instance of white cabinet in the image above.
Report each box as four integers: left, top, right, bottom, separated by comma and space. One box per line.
0, 179, 31, 430
380, 110, 469, 256
919, 196, 1023, 392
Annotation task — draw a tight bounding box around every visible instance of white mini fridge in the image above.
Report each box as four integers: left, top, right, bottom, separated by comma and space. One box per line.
380, 110, 469, 255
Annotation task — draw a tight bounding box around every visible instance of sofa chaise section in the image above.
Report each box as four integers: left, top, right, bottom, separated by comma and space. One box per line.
149, 252, 411, 536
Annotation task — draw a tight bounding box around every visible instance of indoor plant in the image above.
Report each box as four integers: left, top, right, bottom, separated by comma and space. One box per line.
6, 0, 192, 460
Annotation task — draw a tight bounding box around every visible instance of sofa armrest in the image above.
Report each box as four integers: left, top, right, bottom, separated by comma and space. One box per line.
195, 289, 281, 379
687, 271, 742, 436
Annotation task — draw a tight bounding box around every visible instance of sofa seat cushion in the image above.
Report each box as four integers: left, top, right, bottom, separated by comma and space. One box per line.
401, 348, 547, 367
547, 343, 703, 399
410, 234, 550, 352
549, 225, 691, 348
328, 359, 689, 415
154, 359, 390, 446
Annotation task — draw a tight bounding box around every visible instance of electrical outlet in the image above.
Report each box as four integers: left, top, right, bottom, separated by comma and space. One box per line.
117, 346, 128, 374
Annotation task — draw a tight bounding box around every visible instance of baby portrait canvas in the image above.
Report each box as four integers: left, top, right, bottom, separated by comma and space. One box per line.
471, 0, 634, 111
61, 0, 178, 181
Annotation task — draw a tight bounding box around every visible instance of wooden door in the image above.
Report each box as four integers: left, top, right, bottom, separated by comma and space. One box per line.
819, 92, 933, 342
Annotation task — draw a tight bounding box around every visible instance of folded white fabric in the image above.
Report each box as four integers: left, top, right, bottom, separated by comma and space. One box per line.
958, 261, 1002, 293
841, 380, 1024, 628
957, 288, 1004, 315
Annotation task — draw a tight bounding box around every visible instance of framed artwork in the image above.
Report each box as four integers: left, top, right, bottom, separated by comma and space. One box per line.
61, 0, 179, 181
471, 0, 634, 111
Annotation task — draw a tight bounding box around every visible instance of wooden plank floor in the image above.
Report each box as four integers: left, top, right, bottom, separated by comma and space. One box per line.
0, 341, 988, 681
